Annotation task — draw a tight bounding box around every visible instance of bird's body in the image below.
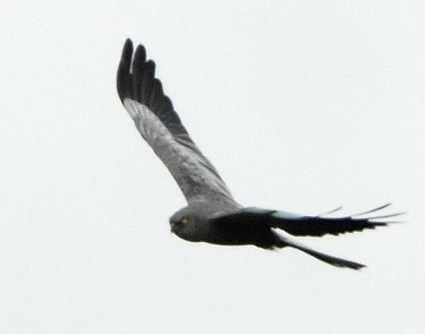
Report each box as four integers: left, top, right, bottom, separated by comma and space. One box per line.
117, 39, 402, 270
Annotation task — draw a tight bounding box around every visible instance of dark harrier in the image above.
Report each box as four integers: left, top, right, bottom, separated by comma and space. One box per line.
117, 39, 402, 269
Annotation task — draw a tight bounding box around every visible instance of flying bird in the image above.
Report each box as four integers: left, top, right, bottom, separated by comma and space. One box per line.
117, 39, 402, 269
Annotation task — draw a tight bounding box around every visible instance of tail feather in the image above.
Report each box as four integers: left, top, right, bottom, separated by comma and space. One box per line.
275, 234, 365, 270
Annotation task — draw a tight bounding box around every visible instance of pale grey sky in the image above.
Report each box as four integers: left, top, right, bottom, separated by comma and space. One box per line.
1, 2, 424, 333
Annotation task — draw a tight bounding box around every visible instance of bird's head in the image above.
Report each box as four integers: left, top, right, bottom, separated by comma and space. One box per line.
169, 203, 217, 242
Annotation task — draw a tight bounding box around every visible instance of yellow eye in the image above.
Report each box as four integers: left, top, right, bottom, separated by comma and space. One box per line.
181, 217, 189, 224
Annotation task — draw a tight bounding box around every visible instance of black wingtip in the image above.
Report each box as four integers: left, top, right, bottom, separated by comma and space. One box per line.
123, 38, 134, 57
117, 39, 134, 103
115, 39, 188, 137
134, 44, 147, 66
350, 203, 392, 217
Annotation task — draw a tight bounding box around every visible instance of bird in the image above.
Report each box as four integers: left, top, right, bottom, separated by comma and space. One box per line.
116, 39, 402, 270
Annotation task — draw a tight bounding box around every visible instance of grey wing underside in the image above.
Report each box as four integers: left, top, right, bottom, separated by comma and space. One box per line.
117, 39, 234, 204
213, 203, 404, 237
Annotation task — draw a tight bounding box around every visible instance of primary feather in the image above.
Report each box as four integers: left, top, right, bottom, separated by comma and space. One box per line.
213, 204, 403, 237
117, 39, 234, 204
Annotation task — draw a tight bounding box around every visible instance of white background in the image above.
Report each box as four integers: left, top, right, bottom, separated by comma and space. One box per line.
1, 2, 424, 333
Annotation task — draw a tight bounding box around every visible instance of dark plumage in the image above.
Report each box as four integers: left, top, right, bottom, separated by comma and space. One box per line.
117, 39, 403, 270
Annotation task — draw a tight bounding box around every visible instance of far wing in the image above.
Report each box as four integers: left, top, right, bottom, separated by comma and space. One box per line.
117, 39, 234, 204
213, 203, 403, 237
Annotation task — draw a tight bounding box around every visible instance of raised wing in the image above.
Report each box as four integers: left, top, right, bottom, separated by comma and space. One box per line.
117, 39, 234, 203
212, 203, 403, 237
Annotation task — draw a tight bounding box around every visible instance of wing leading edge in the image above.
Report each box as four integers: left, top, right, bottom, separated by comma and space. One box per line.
117, 39, 234, 204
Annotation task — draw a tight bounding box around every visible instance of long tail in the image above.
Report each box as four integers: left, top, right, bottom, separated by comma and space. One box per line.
275, 233, 365, 270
